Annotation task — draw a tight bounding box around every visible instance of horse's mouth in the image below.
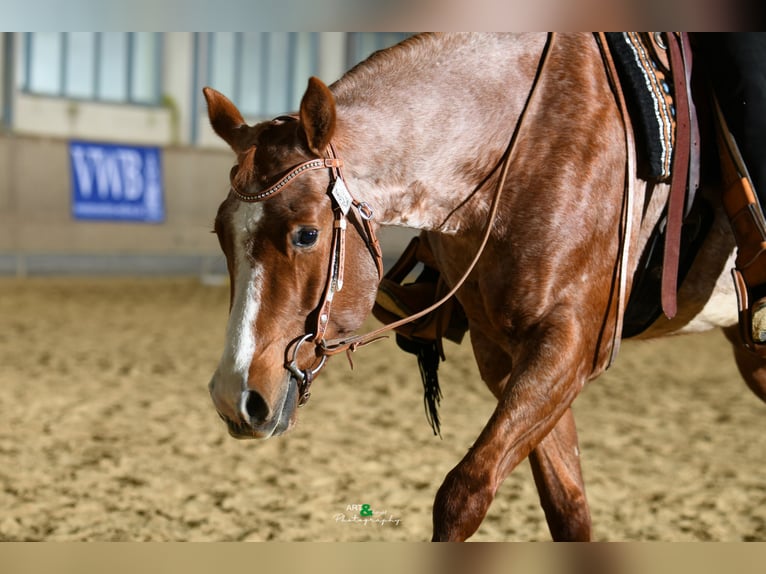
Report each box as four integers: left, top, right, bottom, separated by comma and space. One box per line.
224, 417, 275, 440
221, 376, 299, 440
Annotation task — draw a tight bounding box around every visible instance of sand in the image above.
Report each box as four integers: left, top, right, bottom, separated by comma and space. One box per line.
0, 277, 764, 541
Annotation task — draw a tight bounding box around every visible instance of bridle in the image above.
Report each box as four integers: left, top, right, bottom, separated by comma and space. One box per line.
230, 34, 578, 408
230, 129, 384, 406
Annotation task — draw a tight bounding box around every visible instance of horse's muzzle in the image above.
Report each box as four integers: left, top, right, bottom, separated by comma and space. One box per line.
214, 377, 299, 440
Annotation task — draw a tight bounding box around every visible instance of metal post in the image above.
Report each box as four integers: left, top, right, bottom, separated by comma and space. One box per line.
190, 33, 202, 145
2, 33, 14, 129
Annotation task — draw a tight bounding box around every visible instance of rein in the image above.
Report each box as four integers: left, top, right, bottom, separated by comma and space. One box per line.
232, 33, 557, 406
319, 33, 557, 359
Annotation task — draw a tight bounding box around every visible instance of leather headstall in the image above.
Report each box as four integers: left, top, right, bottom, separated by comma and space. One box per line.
229, 124, 383, 406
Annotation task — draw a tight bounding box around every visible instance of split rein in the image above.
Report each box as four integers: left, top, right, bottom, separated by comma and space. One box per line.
232, 33, 557, 407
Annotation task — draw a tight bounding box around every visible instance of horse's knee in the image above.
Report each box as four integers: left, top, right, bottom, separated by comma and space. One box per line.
723, 326, 766, 403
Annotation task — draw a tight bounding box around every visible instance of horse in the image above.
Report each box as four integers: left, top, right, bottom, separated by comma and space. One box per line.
203, 32, 766, 541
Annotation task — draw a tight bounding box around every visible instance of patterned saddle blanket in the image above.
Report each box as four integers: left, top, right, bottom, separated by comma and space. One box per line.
605, 32, 677, 181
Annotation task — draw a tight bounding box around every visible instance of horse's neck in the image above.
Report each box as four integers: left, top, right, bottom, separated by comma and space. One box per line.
332, 33, 549, 233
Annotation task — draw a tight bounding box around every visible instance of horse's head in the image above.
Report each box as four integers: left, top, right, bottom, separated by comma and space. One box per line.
205, 78, 382, 439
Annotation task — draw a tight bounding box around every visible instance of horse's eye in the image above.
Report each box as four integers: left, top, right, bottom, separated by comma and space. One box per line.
293, 227, 319, 248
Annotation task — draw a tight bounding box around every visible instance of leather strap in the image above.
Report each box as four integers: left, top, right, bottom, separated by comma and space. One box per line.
313, 214, 346, 341
660, 32, 693, 319
596, 32, 636, 367
682, 32, 701, 219
312, 144, 383, 341
329, 142, 384, 279
232, 158, 343, 202
713, 94, 766, 356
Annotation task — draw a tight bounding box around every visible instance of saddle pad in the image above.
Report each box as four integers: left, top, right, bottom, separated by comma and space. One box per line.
605, 32, 676, 180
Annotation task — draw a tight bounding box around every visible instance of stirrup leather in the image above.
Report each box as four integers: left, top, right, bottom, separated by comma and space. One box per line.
715, 95, 766, 356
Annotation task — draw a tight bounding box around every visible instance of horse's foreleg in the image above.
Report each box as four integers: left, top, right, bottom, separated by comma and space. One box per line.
431, 321, 590, 541
528, 406, 591, 541
723, 325, 766, 403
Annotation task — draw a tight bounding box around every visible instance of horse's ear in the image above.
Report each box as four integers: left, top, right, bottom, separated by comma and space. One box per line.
203, 87, 250, 153
299, 77, 336, 156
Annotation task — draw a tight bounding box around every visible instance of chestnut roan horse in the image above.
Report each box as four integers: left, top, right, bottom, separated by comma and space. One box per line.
204, 33, 766, 541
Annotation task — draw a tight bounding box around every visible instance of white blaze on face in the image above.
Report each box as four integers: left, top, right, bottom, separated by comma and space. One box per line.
210, 202, 265, 414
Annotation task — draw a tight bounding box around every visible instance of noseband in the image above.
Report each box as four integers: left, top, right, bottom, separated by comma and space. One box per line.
230, 128, 383, 406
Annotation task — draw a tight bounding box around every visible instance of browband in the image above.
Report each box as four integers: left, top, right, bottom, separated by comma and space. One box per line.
232, 157, 344, 203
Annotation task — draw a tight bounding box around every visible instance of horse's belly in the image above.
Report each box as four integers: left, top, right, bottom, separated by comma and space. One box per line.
673, 286, 739, 334
633, 250, 739, 339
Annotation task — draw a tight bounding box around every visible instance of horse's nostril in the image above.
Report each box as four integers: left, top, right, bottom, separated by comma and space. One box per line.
242, 391, 270, 425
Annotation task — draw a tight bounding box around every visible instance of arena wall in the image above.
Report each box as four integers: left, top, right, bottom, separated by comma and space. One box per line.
0, 133, 414, 276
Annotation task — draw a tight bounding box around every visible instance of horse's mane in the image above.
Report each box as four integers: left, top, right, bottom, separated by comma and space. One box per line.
330, 33, 527, 110
330, 33, 444, 103
334, 34, 432, 82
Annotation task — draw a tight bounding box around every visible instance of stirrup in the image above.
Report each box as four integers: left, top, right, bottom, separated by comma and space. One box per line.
731, 268, 766, 357
751, 298, 766, 345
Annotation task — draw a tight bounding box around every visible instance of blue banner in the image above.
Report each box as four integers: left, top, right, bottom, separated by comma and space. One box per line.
69, 140, 164, 223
